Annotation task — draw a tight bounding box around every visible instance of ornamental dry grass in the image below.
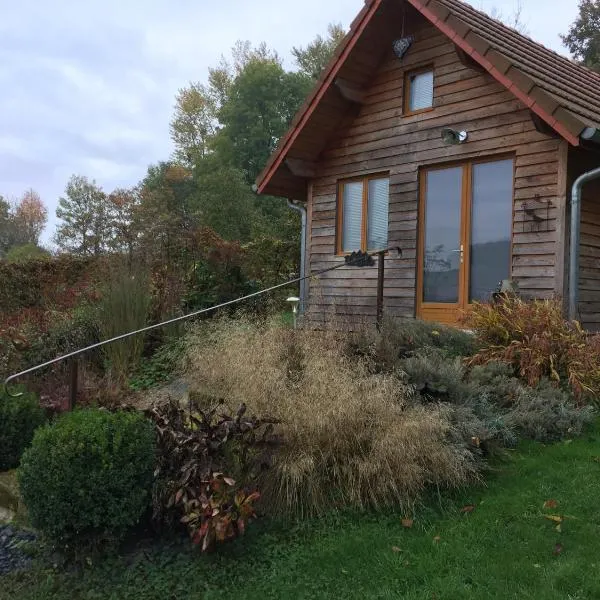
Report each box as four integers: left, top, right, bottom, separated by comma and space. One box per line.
184, 318, 477, 517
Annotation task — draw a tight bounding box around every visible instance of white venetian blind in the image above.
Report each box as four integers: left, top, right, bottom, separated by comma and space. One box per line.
342, 181, 363, 253
367, 178, 389, 251
409, 70, 434, 111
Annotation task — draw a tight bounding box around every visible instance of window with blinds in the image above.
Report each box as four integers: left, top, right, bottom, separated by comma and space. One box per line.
337, 176, 389, 254
405, 67, 434, 114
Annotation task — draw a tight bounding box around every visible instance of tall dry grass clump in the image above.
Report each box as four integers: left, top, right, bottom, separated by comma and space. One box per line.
98, 264, 152, 383
184, 318, 477, 517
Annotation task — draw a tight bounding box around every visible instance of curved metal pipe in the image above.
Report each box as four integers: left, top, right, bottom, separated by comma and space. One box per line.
287, 199, 307, 313
569, 165, 600, 320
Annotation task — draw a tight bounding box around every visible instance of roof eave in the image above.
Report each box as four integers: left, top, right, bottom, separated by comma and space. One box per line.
255, 0, 385, 196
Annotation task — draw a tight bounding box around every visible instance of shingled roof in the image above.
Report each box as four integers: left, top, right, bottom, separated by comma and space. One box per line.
257, 0, 600, 198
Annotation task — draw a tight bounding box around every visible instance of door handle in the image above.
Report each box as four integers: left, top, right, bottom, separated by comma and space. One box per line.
451, 245, 464, 263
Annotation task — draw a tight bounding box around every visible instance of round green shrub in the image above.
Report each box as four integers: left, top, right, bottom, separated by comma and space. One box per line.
18, 408, 156, 548
0, 390, 46, 471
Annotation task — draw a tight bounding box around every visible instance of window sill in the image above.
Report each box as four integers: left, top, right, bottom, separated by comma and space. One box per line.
404, 106, 434, 117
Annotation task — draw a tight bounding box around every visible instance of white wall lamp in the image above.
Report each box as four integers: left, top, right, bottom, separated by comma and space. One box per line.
441, 128, 468, 145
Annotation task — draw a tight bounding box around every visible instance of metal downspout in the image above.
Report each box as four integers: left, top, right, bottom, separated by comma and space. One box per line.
287, 200, 307, 314
569, 166, 600, 320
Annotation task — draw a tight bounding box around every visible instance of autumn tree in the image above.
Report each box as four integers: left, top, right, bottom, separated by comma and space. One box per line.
292, 23, 346, 80
562, 0, 600, 70
55, 175, 111, 256
489, 1, 529, 35
0, 191, 48, 257
107, 187, 143, 263
14, 189, 48, 245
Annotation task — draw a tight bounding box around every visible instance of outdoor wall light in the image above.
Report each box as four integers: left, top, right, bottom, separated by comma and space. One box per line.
392, 36, 414, 60
441, 128, 469, 145
287, 296, 300, 329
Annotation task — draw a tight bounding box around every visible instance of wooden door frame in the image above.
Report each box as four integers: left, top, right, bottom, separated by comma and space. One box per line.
416, 155, 516, 323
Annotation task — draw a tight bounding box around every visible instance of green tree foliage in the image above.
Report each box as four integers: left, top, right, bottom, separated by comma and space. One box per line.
292, 23, 346, 80
170, 83, 216, 166
216, 59, 311, 183
55, 175, 111, 256
191, 156, 254, 241
168, 41, 308, 244
136, 162, 198, 263
0, 196, 12, 257
562, 0, 600, 70
5, 243, 50, 262
51, 37, 320, 259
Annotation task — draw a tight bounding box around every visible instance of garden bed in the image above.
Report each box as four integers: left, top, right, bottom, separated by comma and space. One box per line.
3, 424, 599, 599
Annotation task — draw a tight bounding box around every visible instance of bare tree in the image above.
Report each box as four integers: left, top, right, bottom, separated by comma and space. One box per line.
486, 1, 530, 35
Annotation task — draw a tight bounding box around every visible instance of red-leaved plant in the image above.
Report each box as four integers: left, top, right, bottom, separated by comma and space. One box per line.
462, 297, 600, 403
147, 398, 279, 551
179, 474, 260, 551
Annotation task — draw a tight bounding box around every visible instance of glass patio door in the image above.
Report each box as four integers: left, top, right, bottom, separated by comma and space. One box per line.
417, 158, 514, 325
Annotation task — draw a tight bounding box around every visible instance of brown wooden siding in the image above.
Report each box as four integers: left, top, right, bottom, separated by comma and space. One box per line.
306, 19, 562, 324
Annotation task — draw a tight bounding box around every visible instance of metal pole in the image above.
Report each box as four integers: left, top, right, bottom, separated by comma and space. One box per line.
569, 166, 600, 320
287, 200, 307, 313
69, 359, 78, 410
376, 251, 385, 330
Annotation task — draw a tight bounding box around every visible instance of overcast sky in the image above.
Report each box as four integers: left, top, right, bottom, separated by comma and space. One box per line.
0, 0, 579, 243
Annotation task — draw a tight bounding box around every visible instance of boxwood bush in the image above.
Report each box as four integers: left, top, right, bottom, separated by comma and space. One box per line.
18, 409, 155, 549
0, 389, 46, 471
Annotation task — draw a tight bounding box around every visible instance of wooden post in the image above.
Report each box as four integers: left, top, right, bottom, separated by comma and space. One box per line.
376, 251, 385, 331
69, 359, 78, 410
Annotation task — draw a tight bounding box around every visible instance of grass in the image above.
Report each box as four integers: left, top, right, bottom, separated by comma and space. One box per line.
184, 319, 476, 516
3, 423, 600, 600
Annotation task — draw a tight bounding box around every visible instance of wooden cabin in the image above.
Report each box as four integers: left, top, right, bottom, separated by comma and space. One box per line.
256, 0, 600, 330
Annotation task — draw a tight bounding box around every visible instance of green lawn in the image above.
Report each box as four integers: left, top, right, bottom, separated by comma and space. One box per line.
4, 425, 600, 600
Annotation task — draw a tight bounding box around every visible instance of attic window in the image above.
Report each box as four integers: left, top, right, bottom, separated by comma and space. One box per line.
404, 67, 434, 114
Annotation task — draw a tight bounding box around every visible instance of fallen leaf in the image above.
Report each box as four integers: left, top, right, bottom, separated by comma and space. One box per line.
553, 543, 564, 556
533, 564, 541, 569
401, 518, 414, 528
341, 569, 349, 574
461, 504, 476, 514
392, 546, 402, 553
433, 536, 441, 543
544, 515, 563, 524
592, 456, 600, 463
555, 524, 562, 533
543, 499, 558, 509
